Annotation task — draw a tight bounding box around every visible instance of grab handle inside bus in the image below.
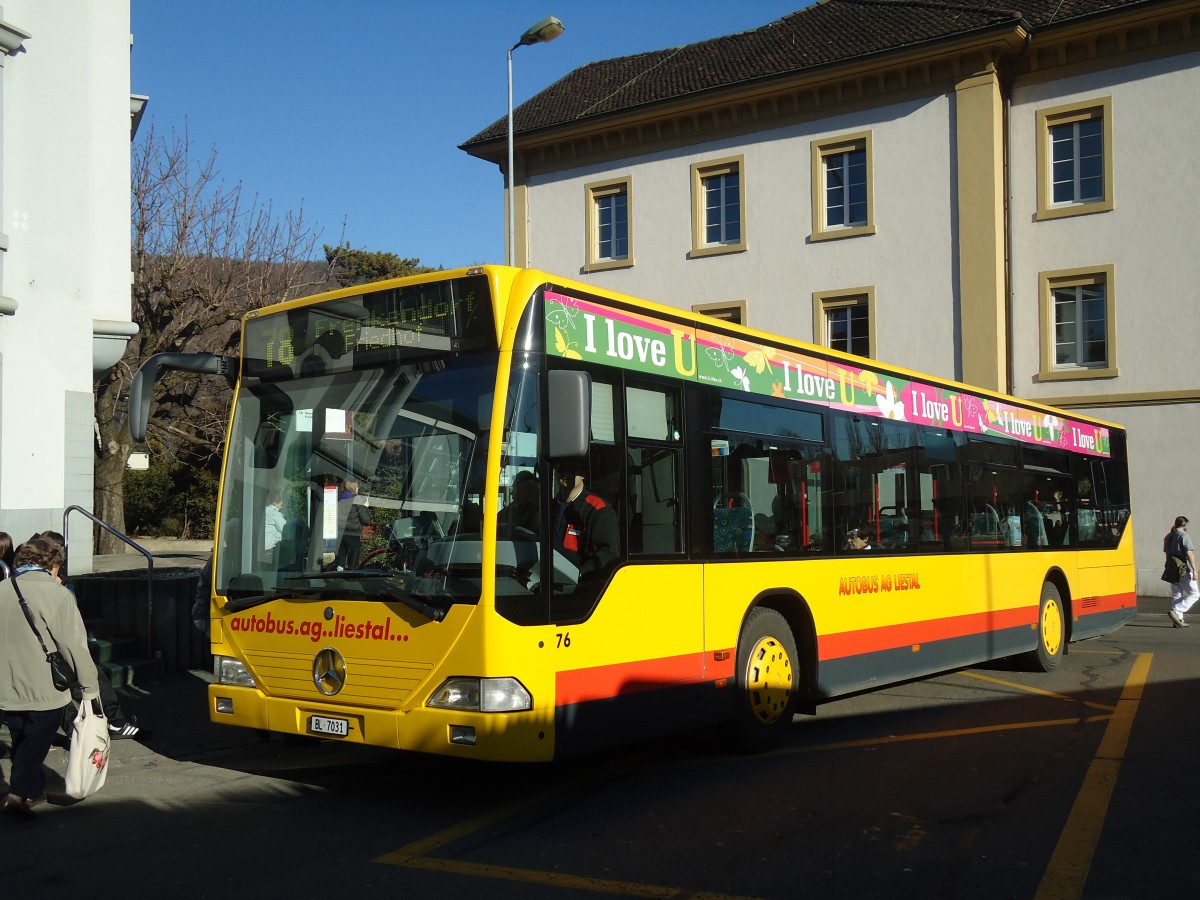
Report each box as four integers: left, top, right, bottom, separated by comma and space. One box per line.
547, 369, 591, 460
129, 351, 235, 442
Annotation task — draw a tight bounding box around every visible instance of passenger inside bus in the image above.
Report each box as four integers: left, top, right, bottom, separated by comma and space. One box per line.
333, 478, 372, 569
844, 526, 874, 551
499, 470, 541, 536
1037, 489, 1069, 546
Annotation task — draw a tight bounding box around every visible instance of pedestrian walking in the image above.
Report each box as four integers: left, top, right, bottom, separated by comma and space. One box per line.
1164, 515, 1198, 628
0, 537, 101, 820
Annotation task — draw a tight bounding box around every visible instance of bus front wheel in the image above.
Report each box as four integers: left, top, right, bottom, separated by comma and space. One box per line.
731, 607, 798, 752
1027, 582, 1065, 672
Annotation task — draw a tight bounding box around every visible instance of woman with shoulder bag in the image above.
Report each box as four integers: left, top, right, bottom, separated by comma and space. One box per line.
0, 536, 100, 820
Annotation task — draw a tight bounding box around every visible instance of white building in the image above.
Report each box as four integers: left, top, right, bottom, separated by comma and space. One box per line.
0, 1, 139, 569
463, 0, 1198, 596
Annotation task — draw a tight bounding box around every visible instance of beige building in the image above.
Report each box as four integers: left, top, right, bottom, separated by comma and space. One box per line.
463, 0, 1199, 596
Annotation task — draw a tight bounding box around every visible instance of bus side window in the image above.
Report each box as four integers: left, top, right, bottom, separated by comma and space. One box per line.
629, 447, 682, 554
1075, 442, 1131, 548
626, 382, 683, 556
964, 439, 1022, 551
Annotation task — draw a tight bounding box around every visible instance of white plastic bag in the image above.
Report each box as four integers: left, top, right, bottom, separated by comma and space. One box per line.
65, 701, 110, 800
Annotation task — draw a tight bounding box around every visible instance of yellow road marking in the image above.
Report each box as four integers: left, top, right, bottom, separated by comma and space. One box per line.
960, 671, 1116, 712
378, 785, 566, 858
384, 855, 759, 899
772, 715, 1111, 755
1035, 652, 1152, 900
376, 776, 760, 899
376, 660, 1142, 898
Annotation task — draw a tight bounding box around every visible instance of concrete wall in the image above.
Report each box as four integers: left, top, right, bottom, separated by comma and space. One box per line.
525, 93, 962, 384
1009, 51, 1200, 594
0, 1, 134, 568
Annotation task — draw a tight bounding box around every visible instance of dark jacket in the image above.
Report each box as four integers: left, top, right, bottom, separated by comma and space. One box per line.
335, 499, 373, 568
554, 490, 619, 582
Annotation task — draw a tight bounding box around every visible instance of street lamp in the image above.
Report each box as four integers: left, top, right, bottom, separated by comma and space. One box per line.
507, 15, 565, 267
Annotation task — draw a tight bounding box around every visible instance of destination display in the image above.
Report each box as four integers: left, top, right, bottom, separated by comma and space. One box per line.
544, 290, 1110, 458
243, 275, 493, 379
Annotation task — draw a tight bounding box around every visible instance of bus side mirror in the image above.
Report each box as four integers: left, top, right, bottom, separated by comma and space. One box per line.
547, 370, 590, 460
129, 352, 235, 442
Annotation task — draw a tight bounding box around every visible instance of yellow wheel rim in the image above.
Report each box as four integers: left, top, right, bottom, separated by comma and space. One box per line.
1041, 598, 1063, 657
746, 635, 793, 725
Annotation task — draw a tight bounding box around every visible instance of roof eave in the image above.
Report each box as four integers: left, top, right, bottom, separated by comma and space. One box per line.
461, 18, 1029, 165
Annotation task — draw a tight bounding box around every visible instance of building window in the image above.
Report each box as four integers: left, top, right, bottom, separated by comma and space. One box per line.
813, 288, 875, 359
597, 192, 628, 259
584, 177, 633, 273
690, 156, 746, 257
693, 300, 746, 326
704, 172, 739, 244
1038, 266, 1118, 381
825, 149, 867, 227
1051, 120, 1103, 204
1036, 99, 1113, 220
811, 132, 875, 242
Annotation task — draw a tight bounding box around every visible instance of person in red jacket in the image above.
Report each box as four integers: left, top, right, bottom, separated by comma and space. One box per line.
553, 460, 619, 589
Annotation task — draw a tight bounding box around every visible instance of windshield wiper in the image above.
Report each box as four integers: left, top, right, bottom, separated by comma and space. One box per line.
224, 587, 326, 613
371, 580, 446, 622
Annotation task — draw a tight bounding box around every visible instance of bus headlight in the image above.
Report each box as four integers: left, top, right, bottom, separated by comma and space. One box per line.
215, 656, 256, 687
427, 677, 531, 712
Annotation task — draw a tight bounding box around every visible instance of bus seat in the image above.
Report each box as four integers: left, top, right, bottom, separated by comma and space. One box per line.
714, 493, 754, 552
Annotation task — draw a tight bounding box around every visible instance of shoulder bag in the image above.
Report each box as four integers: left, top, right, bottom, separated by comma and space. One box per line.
11, 574, 80, 692
1162, 558, 1185, 584
1172, 555, 1191, 583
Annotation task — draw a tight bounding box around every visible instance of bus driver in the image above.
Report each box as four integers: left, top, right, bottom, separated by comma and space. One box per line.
553, 460, 619, 589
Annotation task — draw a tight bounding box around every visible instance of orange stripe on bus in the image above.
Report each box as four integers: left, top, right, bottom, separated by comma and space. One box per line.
553, 592, 1134, 706
1074, 591, 1136, 614
819, 590, 1135, 661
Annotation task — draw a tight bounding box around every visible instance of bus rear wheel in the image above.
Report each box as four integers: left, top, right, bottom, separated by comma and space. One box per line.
1027, 582, 1065, 672
731, 607, 798, 752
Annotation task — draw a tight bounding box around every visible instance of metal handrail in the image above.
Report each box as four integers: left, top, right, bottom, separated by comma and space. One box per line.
63, 505, 155, 658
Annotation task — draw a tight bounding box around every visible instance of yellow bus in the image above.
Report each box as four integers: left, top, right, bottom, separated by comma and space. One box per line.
131, 266, 1135, 760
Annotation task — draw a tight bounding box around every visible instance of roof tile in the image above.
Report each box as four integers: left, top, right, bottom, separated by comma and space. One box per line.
462, 0, 1155, 147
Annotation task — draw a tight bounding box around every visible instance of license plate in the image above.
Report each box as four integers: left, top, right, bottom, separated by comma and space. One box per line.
308, 715, 349, 737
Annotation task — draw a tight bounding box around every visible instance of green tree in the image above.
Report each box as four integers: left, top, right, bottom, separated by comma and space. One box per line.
323, 243, 435, 286
124, 457, 219, 539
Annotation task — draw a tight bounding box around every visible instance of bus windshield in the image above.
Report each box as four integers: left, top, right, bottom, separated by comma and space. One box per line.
215, 276, 498, 613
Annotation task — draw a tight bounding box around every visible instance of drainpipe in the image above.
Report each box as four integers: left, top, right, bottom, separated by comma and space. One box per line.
1002, 25, 1033, 396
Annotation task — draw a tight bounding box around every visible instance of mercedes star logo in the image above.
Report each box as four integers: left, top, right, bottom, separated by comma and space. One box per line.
312, 648, 346, 696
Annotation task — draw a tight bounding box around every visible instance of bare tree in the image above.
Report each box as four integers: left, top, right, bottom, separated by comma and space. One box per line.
94, 124, 328, 551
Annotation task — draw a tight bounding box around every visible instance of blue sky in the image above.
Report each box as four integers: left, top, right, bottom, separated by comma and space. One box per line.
131, 1, 806, 270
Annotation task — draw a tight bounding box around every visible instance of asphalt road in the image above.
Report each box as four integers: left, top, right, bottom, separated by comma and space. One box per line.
2, 594, 1196, 899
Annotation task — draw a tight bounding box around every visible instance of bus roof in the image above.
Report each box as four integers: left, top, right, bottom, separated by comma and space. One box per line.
246, 264, 1123, 439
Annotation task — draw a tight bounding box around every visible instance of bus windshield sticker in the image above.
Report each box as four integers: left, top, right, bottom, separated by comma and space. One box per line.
545, 290, 1110, 458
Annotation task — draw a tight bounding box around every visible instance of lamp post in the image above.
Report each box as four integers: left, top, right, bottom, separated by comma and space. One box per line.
507, 15, 564, 267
